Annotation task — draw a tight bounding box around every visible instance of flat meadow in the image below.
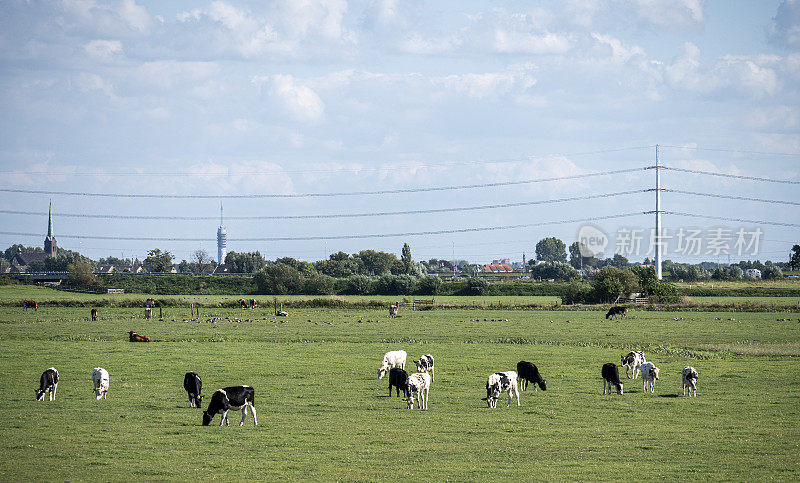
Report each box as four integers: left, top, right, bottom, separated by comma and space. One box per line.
0, 287, 798, 480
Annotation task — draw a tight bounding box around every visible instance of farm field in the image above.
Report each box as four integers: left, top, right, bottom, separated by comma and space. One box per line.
1, 298, 799, 480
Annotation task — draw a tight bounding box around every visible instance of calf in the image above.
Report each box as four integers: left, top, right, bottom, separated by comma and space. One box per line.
484, 371, 520, 408
202, 386, 257, 426
682, 366, 698, 397
414, 354, 435, 382
128, 331, 151, 342
640, 362, 660, 393
621, 350, 646, 379
378, 350, 407, 379
184, 372, 203, 407
92, 367, 109, 400
602, 363, 623, 395
35, 367, 59, 401
389, 304, 398, 318
606, 306, 627, 320
24, 300, 38, 311
90, 308, 98, 321
388, 367, 409, 398
516, 361, 546, 391
405, 372, 431, 409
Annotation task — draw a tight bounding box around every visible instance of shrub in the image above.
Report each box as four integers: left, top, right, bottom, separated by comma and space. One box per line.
254, 265, 303, 295
304, 274, 337, 295
467, 278, 489, 295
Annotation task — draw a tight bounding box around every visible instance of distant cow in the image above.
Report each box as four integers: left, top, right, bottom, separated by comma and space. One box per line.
90, 308, 98, 321
249, 299, 257, 309
23, 300, 37, 311
128, 331, 151, 342
484, 371, 520, 408
414, 354, 434, 382
184, 372, 203, 407
239, 299, 248, 309
36, 367, 59, 401
203, 386, 257, 426
92, 367, 109, 400
145, 298, 155, 308
606, 306, 627, 320
378, 350, 407, 379
389, 304, 398, 318
144, 307, 152, 320
682, 366, 698, 397
621, 351, 646, 379
388, 367, 409, 398
602, 363, 623, 395
516, 361, 546, 391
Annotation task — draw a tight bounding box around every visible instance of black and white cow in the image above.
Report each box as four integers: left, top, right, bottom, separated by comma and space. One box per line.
405, 372, 431, 410
516, 361, 546, 391
606, 306, 627, 320
602, 363, 623, 395
202, 386, 257, 426
682, 366, 698, 397
483, 371, 520, 408
414, 354, 435, 382
36, 367, 59, 401
621, 350, 646, 379
184, 372, 203, 408
640, 362, 660, 394
388, 367, 409, 398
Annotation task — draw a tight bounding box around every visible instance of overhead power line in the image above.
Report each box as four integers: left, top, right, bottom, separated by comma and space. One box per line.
0, 167, 650, 198
663, 212, 800, 228
658, 145, 800, 157
0, 189, 648, 220
664, 189, 800, 206
0, 212, 646, 242
661, 166, 800, 184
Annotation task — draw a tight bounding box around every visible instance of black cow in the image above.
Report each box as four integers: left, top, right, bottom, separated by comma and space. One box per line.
90, 308, 98, 321
602, 363, 623, 395
605, 306, 627, 320
516, 361, 546, 391
36, 367, 59, 401
24, 300, 37, 311
388, 367, 409, 398
203, 386, 257, 426
184, 372, 203, 408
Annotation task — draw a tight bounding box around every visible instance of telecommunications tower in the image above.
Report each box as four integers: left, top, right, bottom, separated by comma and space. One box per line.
217, 202, 227, 264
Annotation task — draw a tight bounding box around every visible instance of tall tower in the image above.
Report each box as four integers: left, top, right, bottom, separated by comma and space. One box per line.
217, 202, 227, 264
44, 200, 57, 257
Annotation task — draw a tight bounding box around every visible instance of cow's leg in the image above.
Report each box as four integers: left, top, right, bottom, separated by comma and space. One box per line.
250, 404, 257, 425
514, 386, 520, 406
240, 407, 247, 426
52, 383, 57, 400
220, 410, 228, 426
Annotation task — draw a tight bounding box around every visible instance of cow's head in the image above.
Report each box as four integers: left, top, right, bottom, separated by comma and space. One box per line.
485, 383, 500, 407
616, 382, 624, 395
35, 389, 45, 401
652, 367, 660, 380
195, 394, 204, 406
202, 411, 213, 426
538, 379, 547, 391
378, 364, 389, 379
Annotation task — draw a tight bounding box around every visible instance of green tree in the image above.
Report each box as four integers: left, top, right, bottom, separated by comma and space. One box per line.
254, 264, 303, 294
530, 261, 580, 281
535, 237, 567, 263
225, 251, 266, 273
67, 261, 97, 286
790, 245, 800, 271
354, 250, 398, 275
144, 248, 174, 272
401, 243, 413, 274
591, 267, 639, 303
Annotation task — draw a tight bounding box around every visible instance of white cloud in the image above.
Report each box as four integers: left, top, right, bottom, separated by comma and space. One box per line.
768, 0, 800, 49
270, 74, 325, 123
591, 33, 645, 64
627, 0, 705, 28
84, 39, 123, 59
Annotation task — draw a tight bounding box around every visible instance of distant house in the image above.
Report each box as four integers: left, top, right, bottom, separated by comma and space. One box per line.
483, 263, 514, 273
10, 252, 48, 273
745, 268, 762, 279
97, 265, 115, 274
213, 263, 232, 274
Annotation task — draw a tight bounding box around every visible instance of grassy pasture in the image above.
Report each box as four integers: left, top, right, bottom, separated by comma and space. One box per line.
1, 300, 799, 480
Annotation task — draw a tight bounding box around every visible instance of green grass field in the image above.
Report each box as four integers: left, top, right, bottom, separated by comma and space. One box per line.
1, 289, 799, 480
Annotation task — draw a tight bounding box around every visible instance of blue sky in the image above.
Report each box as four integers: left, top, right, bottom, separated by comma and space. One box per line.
0, 0, 798, 265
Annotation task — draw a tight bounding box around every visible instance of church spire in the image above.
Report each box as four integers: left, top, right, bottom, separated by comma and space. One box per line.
46, 200, 54, 239
44, 200, 57, 257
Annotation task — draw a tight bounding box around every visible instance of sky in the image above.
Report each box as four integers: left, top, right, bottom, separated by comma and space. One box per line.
0, 0, 798, 266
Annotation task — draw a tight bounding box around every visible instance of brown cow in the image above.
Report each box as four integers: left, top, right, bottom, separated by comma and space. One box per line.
128, 331, 151, 342
239, 299, 248, 309
91, 308, 98, 321
23, 300, 38, 311
144, 307, 152, 320
389, 304, 398, 318
249, 299, 257, 309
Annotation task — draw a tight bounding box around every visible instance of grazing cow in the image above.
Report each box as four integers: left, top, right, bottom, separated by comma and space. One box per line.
145, 298, 155, 308
249, 299, 257, 309
36, 367, 59, 401
239, 299, 248, 309
484, 371, 520, 408
414, 354, 435, 382
640, 362, 660, 393
144, 307, 152, 320
23, 300, 38, 311
92, 367, 109, 400
621, 351, 646, 379
606, 306, 627, 320
405, 372, 431, 409
90, 308, 98, 321
516, 361, 546, 391
184, 372, 203, 407
378, 350, 407, 379
682, 366, 698, 397
389, 304, 398, 318
202, 386, 257, 426
602, 363, 623, 395
128, 331, 151, 342
388, 367, 409, 398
